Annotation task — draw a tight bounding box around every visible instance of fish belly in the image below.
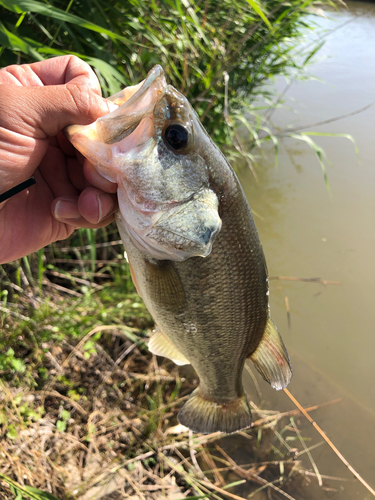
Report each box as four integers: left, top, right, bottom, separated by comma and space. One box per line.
116, 194, 269, 433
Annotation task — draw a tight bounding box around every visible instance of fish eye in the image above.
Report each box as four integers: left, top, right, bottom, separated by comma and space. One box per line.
164, 124, 189, 151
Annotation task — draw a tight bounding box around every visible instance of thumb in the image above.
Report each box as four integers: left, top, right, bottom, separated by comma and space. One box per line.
0, 83, 110, 139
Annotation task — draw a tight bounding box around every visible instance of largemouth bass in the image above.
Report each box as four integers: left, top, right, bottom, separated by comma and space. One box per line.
65, 66, 292, 434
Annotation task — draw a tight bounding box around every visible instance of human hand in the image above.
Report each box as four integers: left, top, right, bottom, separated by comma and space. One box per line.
0, 55, 118, 264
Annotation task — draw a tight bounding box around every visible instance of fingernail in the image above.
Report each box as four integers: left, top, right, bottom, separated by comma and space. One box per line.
96, 193, 114, 223
54, 199, 80, 220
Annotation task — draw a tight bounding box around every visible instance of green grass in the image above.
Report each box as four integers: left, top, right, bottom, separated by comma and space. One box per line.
0, 0, 338, 155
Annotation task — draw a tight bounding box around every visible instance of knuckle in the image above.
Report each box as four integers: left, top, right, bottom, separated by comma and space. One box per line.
1, 64, 31, 84
65, 83, 99, 122
67, 54, 81, 65
66, 54, 90, 72
66, 83, 87, 109
3, 64, 18, 74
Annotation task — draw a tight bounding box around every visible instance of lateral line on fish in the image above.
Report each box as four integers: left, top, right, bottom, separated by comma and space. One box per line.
283, 388, 375, 497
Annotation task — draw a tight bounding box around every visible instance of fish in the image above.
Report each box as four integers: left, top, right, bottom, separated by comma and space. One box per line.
65, 65, 292, 434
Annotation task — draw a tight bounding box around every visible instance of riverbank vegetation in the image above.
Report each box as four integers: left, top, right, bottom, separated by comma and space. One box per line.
0, 0, 337, 162
0, 0, 345, 498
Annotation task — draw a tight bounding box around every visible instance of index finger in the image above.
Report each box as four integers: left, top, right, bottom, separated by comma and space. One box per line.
0, 55, 102, 95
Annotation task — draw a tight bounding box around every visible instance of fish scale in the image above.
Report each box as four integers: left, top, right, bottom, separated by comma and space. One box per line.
65, 65, 292, 434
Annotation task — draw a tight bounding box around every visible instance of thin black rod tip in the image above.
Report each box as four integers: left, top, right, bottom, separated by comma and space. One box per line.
0, 177, 36, 203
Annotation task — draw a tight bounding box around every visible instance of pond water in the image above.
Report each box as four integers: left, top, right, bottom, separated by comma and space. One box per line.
238, 1, 375, 497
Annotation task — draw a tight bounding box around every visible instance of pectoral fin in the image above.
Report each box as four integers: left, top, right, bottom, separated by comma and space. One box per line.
145, 260, 186, 314
128, 261, 142, 298
248, 318, 292, 390
149, 329, 190, 366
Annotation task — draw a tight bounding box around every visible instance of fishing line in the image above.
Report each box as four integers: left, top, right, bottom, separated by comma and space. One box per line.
283, 387, 375, 497
0, 177, 36, 203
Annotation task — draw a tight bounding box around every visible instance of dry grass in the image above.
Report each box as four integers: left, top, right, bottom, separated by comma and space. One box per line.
0, 238, 349, 500
0, 323, 344, 500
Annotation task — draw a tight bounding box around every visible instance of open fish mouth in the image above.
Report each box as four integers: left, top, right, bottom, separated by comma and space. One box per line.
96, 65, 167, 144
65, 65, 168, 174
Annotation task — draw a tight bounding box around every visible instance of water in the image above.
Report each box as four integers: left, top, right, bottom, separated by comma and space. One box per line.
238, 2, 375, 497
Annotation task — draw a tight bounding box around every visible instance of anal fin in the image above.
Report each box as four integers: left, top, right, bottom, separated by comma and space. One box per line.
149, 329, 190, 366
248, 318, 292, 390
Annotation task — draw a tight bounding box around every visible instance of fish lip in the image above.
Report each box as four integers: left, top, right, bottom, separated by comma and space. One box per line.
114, 65, 167, 112
107, 65, 165, 105
95, 66, 168, 145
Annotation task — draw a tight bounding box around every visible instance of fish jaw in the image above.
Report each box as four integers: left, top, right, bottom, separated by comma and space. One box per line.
117, 185, 222, 261
95, 65, 167, 145
64, 65, 167, 182
138, 188, 222, 261
65, 121, 116, 183
106, 80, 145, 106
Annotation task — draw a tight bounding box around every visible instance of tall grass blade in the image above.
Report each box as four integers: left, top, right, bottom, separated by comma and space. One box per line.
290, 133, 330, 190
0, 0, 131, 44
302, 131, 361, 164
245, 0, 272, 30
284, 388, 375, 497
86, 228, 96, 274
0, 22, 43, 60
0, 473, 60, 499
22, 255, 34, 286
37, 248, 44, 293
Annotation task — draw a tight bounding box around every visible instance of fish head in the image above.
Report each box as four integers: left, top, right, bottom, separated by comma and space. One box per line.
65, 65, 222, 261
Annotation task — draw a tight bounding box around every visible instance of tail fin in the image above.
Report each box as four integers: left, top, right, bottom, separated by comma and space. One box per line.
178, 388, 252, 434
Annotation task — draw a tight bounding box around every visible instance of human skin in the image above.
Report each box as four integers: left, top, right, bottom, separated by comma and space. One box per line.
0, 55, 118, 264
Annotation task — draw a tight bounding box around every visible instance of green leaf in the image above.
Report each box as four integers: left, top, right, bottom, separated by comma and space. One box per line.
6, 425, 18, 440
24, 487, 60, 500
60, 409, 70, 421
0, 410, 7, 424
0, 22, 44, 60
11, 358, 26, 372
56, 420, 67, 432
0, 0, 131, 44
290, 133, 330, 190
245, 0, 272, 30
223, 479, 247, 489
83, 339, 95, 350
301, 131, 360, 164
